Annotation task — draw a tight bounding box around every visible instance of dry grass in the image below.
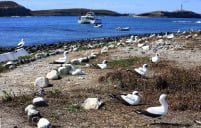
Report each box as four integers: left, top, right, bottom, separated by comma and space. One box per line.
0, 62, 6, 73
99, 58, 201, 111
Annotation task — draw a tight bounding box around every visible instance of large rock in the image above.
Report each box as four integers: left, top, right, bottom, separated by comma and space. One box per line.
81, 98, 103, 110
46, 70, 60, 80
34, 77, 50, 88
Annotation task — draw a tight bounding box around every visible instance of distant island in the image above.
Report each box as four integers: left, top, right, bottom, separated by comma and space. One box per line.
137, 10, 201, 18
31, 9, 124, 16
0, 1, 201, 18
0, 1, 124, 16
0, 1, 31, 16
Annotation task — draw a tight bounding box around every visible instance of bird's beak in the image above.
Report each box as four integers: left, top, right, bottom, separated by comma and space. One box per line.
137, 93, 143, 97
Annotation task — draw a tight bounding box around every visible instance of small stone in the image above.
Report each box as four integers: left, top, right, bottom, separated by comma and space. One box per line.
81, 98, 103, 110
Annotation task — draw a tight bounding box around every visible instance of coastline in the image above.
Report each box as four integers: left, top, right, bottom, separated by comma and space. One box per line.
0, 31, 178, 54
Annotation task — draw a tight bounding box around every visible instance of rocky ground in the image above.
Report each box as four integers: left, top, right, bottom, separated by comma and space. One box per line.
0, 31, 201, 128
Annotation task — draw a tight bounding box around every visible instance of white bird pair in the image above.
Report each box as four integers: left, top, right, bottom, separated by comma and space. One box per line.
120, 91, 168, 118
120, 92, 168, 119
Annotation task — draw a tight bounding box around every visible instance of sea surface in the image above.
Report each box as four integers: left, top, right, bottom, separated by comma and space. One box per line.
0, 16, 201, 47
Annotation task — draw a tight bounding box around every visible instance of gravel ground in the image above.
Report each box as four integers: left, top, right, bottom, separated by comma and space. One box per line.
0, 31, 201, 128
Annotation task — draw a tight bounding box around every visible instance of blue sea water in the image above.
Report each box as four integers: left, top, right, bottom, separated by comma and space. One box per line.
0, 16, 201, 47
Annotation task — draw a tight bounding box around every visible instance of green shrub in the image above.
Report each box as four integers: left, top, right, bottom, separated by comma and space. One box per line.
108, 57, 149, 69
66, 104, 84, 113
2, 90, 16, 102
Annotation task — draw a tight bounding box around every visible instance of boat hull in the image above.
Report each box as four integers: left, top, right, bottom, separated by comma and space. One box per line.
78, 19, 101, 24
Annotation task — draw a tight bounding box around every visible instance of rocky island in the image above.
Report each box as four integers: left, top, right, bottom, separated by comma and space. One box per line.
137, 10, 201, 18
0, 1, 123, 17
0, 1, 31, 16
31, 8, 124, 16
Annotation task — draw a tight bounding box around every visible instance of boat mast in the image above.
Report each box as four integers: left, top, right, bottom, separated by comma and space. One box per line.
180, 4, 183, 11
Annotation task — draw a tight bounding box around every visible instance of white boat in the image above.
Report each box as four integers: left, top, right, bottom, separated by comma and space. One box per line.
94, 24, 103, 28
116, 27, 130, 31
78, 12, 101, 24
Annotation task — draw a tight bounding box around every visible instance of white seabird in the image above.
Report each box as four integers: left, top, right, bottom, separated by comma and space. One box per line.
69, 66, 85, 75
120, 91, 141, 105
126, 35, 138, 43
97, 60, 108, 69
70, 58, 81, 65
134, 64, 148, 77
88, 53, 97, 59
53, 51, 68, 64
17, 38, 25, 48
166, 33, 174, 39
126, 35, 134, 43
78, 57, 89, 63
151, 53, 160, 63
37, 118, 52, 128
70, 68, 85, 75
135, 94, 168, 118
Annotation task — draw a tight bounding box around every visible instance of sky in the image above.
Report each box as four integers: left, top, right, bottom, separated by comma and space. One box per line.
3, 0, 201, 13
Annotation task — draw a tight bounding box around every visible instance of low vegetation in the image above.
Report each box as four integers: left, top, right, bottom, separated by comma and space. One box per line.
108, 57, 149, 69
66, 104, 84, 113
99, 58, 201, 111
1, 90, 16, 102
1, 90, 33, 105
0, 62, 6, 73
18, 55, 33, 60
